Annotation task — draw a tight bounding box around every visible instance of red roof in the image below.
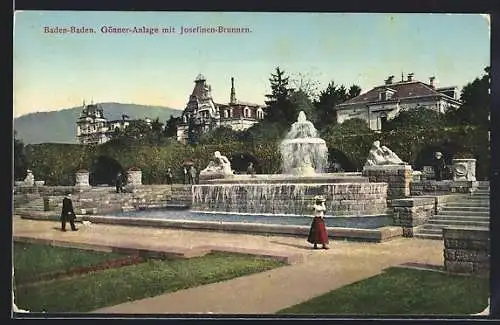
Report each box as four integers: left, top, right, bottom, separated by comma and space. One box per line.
337, 81, 460, 108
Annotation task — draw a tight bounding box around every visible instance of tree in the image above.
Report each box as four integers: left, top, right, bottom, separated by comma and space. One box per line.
122, 120, 152, 140
446, 66, 490, 127
289, 89, 316, 122
199, 127, 243, 145
290, 71, 321, 101
14, 131, 29, 180
149, 117, 164, 144
164, 115, 180, 138
348, 85, 362, 99
313, 81, 357, 130
242, 120, 287, 144
264, 67, 296, 124
384, 107, 444, 131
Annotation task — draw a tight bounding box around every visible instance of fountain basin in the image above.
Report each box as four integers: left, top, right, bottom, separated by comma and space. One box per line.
192, 182, 388, 216
80, 214, 401, 242
200, 173, 367, 184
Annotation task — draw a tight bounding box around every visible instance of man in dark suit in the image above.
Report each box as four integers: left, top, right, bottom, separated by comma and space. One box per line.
61, 193, 78, 231
115, 172, 125, 193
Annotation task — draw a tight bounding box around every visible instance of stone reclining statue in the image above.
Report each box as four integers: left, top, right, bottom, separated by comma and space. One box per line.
365, 141, 407, 167
200, 151, 234, 179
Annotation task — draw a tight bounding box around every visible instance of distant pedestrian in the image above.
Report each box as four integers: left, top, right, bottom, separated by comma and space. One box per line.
189, 165, 197, 185
61, 192, 78, 232
115, 172, 124, 193
307, 195, 329, 250
166, 168, 173, 184
433, 152, 447, 181
247, 162, 256, 176
183, 166, 189, 184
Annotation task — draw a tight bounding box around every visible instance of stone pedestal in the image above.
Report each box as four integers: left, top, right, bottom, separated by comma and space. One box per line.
75, 171, 90, 187
124, 169, 142, 192
392, 197, 436, 237
127, 170, 142, 186
443, 226, 489, 277
362, 165, 412, 199
452, 158, 476, 181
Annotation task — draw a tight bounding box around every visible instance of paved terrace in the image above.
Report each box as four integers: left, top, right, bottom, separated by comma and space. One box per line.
13, 217, 444, 314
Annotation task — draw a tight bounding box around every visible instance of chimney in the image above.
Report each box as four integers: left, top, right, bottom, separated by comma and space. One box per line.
230, 77, 236, 104
385, 75, 394, 85
429, 76, 436, 88
407, 73, 414, 82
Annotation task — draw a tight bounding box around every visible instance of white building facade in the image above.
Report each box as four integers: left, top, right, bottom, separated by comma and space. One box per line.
335, 74, 462, 131
76, 102, 151, 145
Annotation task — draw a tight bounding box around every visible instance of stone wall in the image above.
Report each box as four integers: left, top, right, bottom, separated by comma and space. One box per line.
362, 165, 412, 199
410, 180, 479, 195
391, 197, 436, 237
443, 227, 489, 277
192, 183, 388, 216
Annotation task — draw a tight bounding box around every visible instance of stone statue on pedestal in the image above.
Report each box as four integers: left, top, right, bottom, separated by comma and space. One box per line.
24, 170, 35, 186
200, 151, 234, 180
365, 141, 406, 166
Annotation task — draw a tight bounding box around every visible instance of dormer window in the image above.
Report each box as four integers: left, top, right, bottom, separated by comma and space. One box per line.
379, 88, 396, 101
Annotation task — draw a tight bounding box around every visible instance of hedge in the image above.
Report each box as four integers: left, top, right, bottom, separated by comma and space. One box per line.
22, 126, 489, 185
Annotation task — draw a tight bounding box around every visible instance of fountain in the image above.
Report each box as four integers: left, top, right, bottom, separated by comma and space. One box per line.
192, 111, 390, 218
280, 111, 329, 176
97, 111, 398, 241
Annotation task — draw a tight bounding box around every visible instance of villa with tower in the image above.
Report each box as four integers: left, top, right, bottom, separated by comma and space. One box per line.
335, 73, 462, 132
76, 101, 152, 145
176, 74, 265, 143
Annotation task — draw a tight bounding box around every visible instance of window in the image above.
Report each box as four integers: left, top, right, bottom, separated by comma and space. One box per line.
257, 108, 264, 119
224, 109, 229, 118
380, 92, 387, 101
244, 107, 250, 118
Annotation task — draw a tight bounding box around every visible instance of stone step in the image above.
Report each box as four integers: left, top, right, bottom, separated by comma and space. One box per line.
463, 197, 490, 202
414, 233, 442, 240
429, 215, 489, 222
441, 206, 490, 211
445, 202, 489, 208
415, 227, 444, 234
427, 219, 489, 227
465, 194, 490, 198
419, 224, 489, 233
439, 210, 490, 217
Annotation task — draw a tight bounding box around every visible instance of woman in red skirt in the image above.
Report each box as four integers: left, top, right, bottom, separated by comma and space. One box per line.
307, 195, 329, 249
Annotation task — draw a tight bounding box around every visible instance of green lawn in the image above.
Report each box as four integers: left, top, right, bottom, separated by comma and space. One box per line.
277, 267, 489, 315
13, 242, 127, 284
15, 251, 285, 313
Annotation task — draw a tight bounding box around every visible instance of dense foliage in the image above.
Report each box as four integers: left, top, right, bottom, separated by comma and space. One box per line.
17, 66, 490, 184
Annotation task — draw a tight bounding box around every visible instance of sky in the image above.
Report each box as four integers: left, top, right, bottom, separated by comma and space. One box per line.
13, 11, 490, 118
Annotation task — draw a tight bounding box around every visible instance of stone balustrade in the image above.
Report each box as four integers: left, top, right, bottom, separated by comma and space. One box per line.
410, 180, 479, 195
443, 227, 489, 277
391, 197, 436, 237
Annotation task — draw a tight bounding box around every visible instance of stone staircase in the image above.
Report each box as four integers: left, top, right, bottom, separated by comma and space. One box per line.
14, 197, 45, 213
14, 185, 192, 218
166, 185, 192, 209
414, 183, 490, 240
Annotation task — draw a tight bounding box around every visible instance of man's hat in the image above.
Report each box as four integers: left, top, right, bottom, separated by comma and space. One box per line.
313, 195, 326, 202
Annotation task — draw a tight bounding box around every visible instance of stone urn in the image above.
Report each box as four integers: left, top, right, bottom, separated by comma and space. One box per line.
75, 170, 90, 187
452, 159, 476, 181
